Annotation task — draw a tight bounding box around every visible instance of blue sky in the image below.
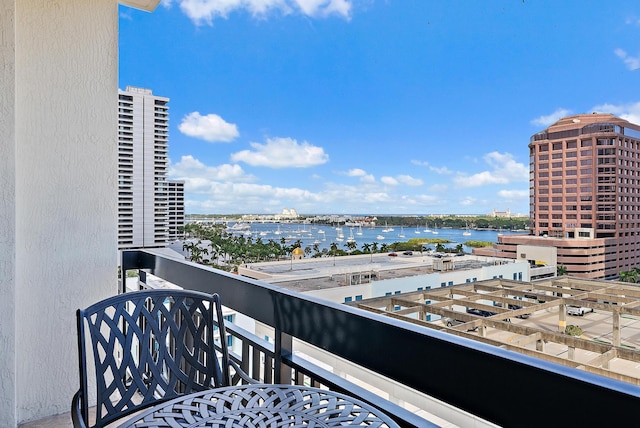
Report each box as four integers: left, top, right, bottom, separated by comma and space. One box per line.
119, 0, 640, 216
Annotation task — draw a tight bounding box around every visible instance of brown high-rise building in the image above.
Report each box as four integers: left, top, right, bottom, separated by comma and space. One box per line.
476, 113, 640, 279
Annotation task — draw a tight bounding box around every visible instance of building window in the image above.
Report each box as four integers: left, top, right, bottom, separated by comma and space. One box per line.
355, 295, 362, 301
344, 297, 352, 303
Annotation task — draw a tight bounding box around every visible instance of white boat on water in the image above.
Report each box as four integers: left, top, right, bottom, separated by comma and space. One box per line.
382, 222, 394, 233
463, 222, 472, 236
356, 225, 363, 236
376, 234, 385, 240
398, 227, 405, 238
227, 222, 251, 231
346, 228, 356, 243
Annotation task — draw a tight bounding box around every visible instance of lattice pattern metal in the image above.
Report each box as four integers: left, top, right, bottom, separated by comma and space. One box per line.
119, 384, 400, 427
75, 289, 229, 428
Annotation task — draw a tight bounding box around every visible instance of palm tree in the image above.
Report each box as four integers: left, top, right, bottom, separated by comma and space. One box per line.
182, 240, 209, 264
344, 241, 357, 253
557, 264, 568, 277
362, 243, 372, 262
330, 242, 338, 266
619, 269, 638, 283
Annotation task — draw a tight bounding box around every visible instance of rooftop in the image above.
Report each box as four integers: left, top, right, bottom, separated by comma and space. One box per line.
349, 276, 640, 385
238, 252, 512, 292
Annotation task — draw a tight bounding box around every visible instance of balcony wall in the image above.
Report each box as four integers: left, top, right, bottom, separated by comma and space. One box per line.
2, 2, 120, 426
123, 249, 640, 428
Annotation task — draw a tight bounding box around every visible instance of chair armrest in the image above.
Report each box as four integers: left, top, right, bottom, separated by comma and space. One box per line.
71, 390, 88, 428
229, 359, 260, 385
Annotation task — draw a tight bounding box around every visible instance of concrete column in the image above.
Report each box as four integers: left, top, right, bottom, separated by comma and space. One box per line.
568, 346, 575, 360
612, 310, 621, 347
3, 1, 120, 424
559, 304, 567, 333
0, 2, 17, 426
536, 339, 545, 352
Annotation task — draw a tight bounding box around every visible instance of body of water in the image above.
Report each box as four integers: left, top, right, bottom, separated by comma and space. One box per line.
225, 222, 525, 253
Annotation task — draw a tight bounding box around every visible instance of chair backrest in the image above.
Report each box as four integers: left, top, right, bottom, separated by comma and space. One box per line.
74, 289, 231, 428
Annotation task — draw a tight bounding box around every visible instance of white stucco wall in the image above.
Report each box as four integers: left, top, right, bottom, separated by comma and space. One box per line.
0, 1, 17, 425
1, 1, 120, 425
304, 261, 530, 305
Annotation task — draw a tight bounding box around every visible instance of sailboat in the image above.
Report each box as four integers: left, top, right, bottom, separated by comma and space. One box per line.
346, 228, 356, 243
356, 224, 363, 236
335, 227, 344, 242
414, 226, 421, 234
398, 227, 406, 238
423, 222, 431, 233
463, 222, 472, 236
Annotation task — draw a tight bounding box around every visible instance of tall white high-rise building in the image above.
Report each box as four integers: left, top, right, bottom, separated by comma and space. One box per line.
167, 179, 185, 241
118, 86, 171, 249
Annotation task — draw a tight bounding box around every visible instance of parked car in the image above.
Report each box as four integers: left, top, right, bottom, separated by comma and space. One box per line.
494, 302, 531, 319
388, 252, 398, 257
402, 251, 413, 255
567, 305, 593, 316
466, 308, 496, 317
467, 308, 510, 322
508, 304, 531, 319
443, 317, 478, 332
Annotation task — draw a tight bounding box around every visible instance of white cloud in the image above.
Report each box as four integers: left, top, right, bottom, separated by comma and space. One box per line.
230, 137, 329, 168
614, 48, 640, 71
170, 155, 255, 183
412, 160, 453, 174
530, 108, 572, 127
459, 197, 476, 206
591, 101, 640, 126
397, 175, 423, 186
178, 112, 239, 142
344, 168, 375, 183
346, 168, 367, 177
166, 0, 351, 26
381, 176, 398, 186
296, 0, 351, 18
497, 189, 528, 200
454, 152, 528, 188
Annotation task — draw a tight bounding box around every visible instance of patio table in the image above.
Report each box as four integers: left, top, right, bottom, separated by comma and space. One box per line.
117, 383, 400, 427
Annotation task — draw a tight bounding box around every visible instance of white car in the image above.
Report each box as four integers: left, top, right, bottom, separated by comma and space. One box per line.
567, 306, 593, 316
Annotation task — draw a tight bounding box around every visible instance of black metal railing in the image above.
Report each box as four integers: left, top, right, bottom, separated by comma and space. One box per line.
122, 249, 640, 428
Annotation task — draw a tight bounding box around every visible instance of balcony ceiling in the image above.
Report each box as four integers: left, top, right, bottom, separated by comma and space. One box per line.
119, 0, 160, 12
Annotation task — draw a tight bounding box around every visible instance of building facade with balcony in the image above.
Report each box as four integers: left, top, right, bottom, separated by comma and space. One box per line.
118, 86, 172, 250
475, 113, 640, 279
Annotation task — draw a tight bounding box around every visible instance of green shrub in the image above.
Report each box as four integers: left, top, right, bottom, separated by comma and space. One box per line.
565, 325, 583, 337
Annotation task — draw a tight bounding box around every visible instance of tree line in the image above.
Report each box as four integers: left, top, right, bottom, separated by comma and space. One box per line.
180, 223, 470, 272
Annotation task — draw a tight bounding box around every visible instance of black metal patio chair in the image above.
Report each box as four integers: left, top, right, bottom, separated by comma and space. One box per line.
71, 289, 252, 428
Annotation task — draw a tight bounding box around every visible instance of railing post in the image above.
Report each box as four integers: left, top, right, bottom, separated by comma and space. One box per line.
274, 329, 293, 384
